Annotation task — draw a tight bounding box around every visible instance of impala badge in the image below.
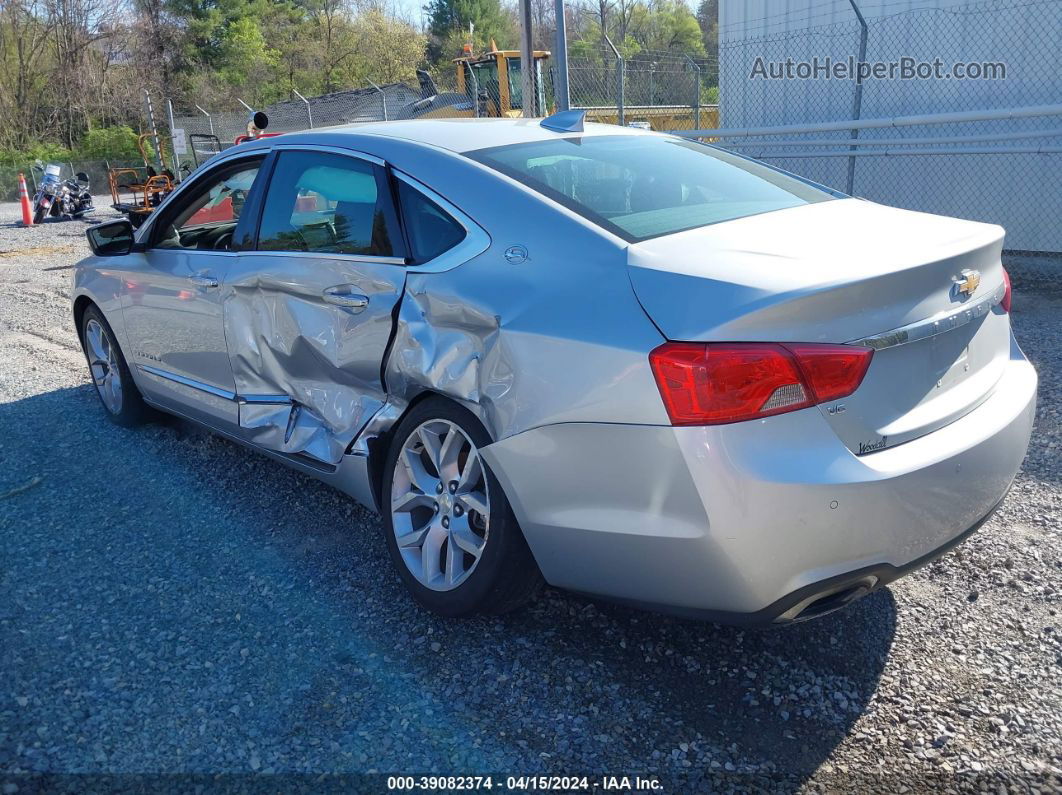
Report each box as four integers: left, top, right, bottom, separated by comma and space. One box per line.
952, 269, 980, 300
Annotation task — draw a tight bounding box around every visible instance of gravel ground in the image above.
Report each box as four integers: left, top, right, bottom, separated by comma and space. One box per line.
1, 200, 1060, 793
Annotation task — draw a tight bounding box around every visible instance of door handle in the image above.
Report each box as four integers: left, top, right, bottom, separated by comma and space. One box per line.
322, 286, 369, 312
189, 274, 219, 288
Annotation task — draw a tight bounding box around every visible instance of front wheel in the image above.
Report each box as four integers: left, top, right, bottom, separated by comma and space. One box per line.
382, 398, 542, 617
80, 306, 149, 427
32, 204, 45, 225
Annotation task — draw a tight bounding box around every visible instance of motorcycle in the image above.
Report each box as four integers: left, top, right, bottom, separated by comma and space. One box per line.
30, 161, 94, 224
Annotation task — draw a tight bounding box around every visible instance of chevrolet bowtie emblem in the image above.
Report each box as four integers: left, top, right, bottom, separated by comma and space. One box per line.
952, 269, 981, 300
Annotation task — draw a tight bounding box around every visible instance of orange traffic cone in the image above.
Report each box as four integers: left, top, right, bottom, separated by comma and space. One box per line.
18, 173, 33, 227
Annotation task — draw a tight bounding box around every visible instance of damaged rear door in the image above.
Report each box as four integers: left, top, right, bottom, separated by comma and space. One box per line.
221, 146, 408, 465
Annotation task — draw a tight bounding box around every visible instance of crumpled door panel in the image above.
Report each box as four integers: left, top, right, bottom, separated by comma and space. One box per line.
222, 259, 406, 465
384, 246, 669, 443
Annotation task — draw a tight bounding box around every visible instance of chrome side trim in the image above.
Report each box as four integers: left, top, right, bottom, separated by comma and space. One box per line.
271, 142, 387, 167
144, 248, 239, 258
392, 170, 492, 274
249, 250, 406, 266
138, 365, 238, 400
847, 282, 1006, 350
138, 365, 298, 405
238, 394, 292, 404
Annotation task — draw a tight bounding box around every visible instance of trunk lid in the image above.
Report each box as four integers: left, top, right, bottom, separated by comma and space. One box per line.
627, 198, 1011, 452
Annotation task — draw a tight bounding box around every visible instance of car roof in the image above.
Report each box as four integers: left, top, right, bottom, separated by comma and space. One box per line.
287, 117, 656, 154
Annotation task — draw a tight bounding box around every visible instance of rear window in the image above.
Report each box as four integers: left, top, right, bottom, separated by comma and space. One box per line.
468, 135, 837, 242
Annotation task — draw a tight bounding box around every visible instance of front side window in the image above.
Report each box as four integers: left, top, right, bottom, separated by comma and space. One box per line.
468, 135, 837, 242
256, 150, 400, 257
396, 181, 466, 263
152, 160, 262, 250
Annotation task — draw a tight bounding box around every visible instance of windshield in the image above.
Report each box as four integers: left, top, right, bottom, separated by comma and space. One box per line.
468, 135, 838, 242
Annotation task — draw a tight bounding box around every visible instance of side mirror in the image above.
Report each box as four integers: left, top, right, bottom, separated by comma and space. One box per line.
75, 171, 90, 184
87, 218, 135, 257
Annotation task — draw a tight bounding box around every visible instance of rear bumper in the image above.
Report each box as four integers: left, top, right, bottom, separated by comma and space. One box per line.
481, 340, 1037, 623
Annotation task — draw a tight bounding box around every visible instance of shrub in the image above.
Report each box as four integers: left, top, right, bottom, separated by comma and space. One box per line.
75, 125, 152, 161
0, 143, 73, 167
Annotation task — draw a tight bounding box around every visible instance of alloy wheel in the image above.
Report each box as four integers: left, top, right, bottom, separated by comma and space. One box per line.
390, 419, 490, 591
85, 318, 123, 415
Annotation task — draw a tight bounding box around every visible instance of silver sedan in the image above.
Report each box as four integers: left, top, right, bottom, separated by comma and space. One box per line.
74, 115, 1036, 623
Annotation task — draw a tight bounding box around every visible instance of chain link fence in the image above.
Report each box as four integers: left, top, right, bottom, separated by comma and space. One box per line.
163, 47, 721, 177
567, 47, 719, 131
153, 0, 1058, 278
713, 0, 1061, 276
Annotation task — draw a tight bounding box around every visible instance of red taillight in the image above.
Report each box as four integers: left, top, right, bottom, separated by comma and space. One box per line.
649, 342, 873, 426
1001, 268, 1012, 313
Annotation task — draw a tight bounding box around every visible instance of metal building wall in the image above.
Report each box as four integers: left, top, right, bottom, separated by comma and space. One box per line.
717, 0, 1062, 252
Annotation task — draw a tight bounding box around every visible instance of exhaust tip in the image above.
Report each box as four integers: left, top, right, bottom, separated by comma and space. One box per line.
775, 576, 879, 623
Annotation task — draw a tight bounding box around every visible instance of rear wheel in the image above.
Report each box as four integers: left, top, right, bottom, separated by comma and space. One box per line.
382, 398, 542, 617
80, 306, 148, 427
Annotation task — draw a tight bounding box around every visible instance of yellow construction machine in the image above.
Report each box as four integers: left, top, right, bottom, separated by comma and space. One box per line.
411, 42, 552, 119
408, 43, 719, 132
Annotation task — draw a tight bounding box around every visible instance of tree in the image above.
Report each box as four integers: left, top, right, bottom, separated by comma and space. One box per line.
132, 0, 180, 100
424, 0, 514, 61
345, 8, 425, 84
217, 16, 281, 103
0, 0, 434, 160
0, 0, 56, 150
302, 0, 352, 93
695, 0, 717, 82
631, 0, 703, 54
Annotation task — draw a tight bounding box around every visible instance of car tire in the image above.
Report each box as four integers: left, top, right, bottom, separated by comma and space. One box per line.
80, 305, 149, 427
381, 397, 542, 617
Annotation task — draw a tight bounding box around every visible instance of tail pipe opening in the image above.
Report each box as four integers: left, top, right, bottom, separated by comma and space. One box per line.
775, 576, 879, 623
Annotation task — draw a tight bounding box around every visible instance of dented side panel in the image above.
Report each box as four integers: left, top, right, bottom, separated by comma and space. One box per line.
378, 150, 670, 441
220, 252, 406, 464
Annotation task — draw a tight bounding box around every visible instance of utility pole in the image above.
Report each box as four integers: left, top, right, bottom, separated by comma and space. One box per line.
518, 0, 535, 117
846, 0, 868, 194
553, 0, 570, 111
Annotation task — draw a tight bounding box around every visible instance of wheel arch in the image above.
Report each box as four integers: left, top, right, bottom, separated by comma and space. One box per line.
365, 389, 492, 514
72, 294, 97, 346
72, 295, 93, 337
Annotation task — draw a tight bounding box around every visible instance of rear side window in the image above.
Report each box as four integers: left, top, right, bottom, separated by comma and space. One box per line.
256, 150, 401, 257
396, 180, 465, 263
468, 135, 836, 242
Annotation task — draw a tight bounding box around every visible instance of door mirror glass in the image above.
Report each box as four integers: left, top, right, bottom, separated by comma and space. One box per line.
87, 219, 135, 256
